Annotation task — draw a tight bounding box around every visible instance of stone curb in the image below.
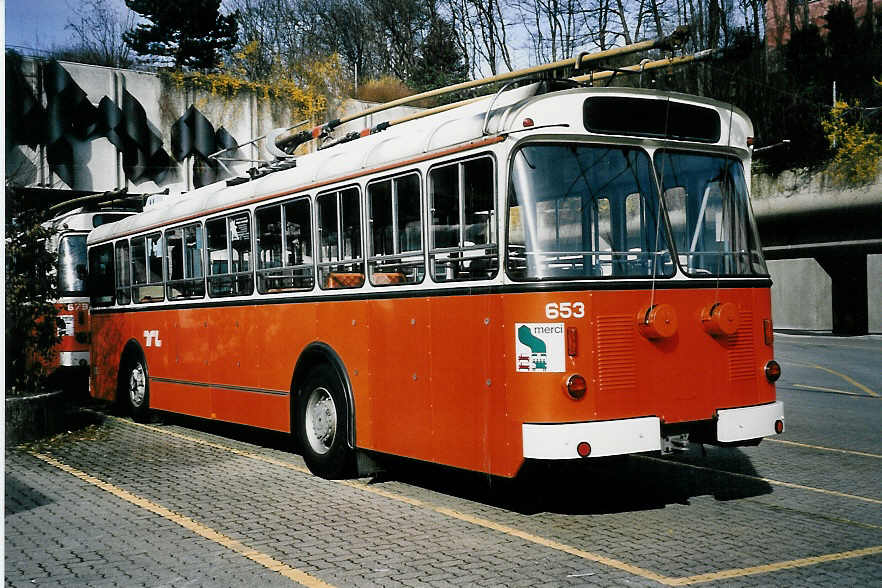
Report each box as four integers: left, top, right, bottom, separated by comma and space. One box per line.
5, 389, 67, 445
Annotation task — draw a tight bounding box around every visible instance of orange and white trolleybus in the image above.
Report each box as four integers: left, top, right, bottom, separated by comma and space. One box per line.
42, 207, 135, 384
87, 82, 784, 479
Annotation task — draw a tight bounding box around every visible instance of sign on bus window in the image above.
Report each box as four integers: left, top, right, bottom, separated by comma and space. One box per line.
256, 198, 314, 293
207, 213, 254, 297
428, 156, 497, 282
367, 172, 424, 286
165, 223, 205, 300
317, 187, 364, 289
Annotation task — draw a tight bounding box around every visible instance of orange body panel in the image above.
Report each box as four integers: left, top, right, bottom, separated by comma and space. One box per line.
35, 302, 90, 373
91, 286, 775, 477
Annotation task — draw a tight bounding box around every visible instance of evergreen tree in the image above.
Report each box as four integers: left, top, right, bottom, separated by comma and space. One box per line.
123, 0, 239, 70
409, 15, 469, 93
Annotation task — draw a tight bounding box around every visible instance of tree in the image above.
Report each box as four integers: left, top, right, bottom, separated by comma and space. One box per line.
5, 188, 61, 396
123, 0, 239, 70
64, 0, 135, 68
409, 14, 469, 91
444, 0, 514, 77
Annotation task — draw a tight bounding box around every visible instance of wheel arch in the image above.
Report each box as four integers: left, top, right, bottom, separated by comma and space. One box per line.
117, 339, 147, 401
291, 342, 356, 449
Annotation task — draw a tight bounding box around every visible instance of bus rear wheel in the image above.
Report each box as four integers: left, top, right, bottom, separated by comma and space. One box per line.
296, 365, 354, 479
123, 355, 150, 423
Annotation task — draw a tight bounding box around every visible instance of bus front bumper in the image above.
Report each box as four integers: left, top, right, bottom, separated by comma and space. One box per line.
522, 401, 785, 459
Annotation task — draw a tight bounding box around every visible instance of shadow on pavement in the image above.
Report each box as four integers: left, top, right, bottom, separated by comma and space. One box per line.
5, 475, 54, 515
371, 445, 774, 516
70, 401, 774, 516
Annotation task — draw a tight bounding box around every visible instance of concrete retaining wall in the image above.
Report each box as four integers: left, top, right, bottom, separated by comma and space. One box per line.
869, 254, 882, 333
768, 258, 833, 331
6, 59, 422, 195
5, 390, 67, 445
769, 254, 881, 333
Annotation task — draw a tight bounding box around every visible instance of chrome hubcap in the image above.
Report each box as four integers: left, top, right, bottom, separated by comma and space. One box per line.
129, 363, 146, 407
305, 386, 336, 455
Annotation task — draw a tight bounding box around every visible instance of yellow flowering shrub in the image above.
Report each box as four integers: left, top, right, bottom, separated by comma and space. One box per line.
161, 49, 345, 121
822, 100, 882, 186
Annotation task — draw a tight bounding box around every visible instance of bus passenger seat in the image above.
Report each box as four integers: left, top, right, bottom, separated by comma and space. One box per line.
326, 272, 365, 289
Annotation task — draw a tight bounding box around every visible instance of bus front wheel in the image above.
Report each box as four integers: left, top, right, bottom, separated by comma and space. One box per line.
296, 365, 354, 479
123, 355, 150, 423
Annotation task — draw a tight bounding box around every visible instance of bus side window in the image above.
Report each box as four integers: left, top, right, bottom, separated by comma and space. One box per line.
165, 223, 205, 301
283, 198, 315, 290
256, 200, 314, 293
318, 187, 364, 289
256, 205, 283, 292
114, 241, 131, 304
429, 156, 497, 282
132, 233, 164, 303
207, 213, 254, 297
88, 243, 115, 307
367, 172, 424, 286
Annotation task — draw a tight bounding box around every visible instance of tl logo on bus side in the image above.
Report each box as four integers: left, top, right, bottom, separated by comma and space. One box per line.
144, 330, 162, 347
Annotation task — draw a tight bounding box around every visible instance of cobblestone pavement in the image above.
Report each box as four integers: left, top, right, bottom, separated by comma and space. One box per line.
6, 334, 881, 587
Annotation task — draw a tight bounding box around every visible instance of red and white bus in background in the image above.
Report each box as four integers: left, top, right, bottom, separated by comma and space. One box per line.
87, 83, 784, 479
44, 208, 136, 387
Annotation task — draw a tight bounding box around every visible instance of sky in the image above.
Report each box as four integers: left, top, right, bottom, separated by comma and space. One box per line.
5, 0, 131, 55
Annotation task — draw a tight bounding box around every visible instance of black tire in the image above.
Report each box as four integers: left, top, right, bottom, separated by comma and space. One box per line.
296, 365, 354, 479
121, 354, 150, 423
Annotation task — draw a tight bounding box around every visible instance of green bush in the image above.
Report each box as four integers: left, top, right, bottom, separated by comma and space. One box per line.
5, 187, 61, 396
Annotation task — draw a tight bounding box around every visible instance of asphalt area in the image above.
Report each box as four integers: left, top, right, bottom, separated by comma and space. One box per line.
5, 333, 881, 586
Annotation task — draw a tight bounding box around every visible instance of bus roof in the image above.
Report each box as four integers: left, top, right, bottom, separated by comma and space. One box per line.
88, 86, 753, 246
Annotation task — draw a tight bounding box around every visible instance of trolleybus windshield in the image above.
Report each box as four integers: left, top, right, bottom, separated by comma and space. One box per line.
654, 150, 767, 276
58, 235, 88, 296
507, 143, 672, 280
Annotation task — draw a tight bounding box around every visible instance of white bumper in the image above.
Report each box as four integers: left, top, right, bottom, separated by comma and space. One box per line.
523, 401, 785, 460
716, 401, 784, 442
58, 351, 89, 367
523, 416, 661, 459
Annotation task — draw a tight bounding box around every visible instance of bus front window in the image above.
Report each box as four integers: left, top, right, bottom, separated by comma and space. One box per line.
58, 235, 88, 295
655, 150, 767, 276
507, 143, 673, 280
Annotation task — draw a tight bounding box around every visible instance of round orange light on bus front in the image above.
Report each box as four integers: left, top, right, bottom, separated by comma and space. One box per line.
764, 360, 781, 383
701, 302, 739, 337
577, 441, 592, 457
565, 374, 587, 400
774, 419, 784, 434
637, 304, 678, 339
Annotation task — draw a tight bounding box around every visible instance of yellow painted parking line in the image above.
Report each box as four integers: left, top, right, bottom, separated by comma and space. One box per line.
784, 361, 878, 397
29, 451, 333, 588
766, 438, 882, 459
638, 455, 882, 504
109, 415, 882, 585
341, 480, 675, 584
669, 545, 882, 585
123, 418, 313, 475
792, 383, 860, 396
